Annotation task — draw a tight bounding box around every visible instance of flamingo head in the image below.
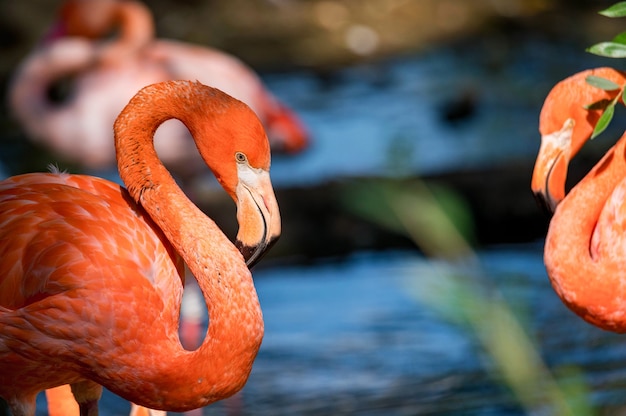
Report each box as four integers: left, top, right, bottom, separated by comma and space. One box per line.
191, 85, 281, 268
531, 67, 626, 214
55, 0, 119, 39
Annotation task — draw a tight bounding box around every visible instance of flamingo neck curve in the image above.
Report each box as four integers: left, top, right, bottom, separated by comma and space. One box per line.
111, 80, 263, 410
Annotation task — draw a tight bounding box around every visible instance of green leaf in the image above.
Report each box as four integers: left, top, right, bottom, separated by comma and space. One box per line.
585, 75, 621, 90
591, 102, 615, 139
587, 41, 626, 58
613, 30, 626, 44
622, 86, 626, 103
599, 2, 626, 17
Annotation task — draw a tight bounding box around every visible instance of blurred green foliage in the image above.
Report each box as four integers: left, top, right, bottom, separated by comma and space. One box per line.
343, 178, 594, 415
342, 179, 475, 259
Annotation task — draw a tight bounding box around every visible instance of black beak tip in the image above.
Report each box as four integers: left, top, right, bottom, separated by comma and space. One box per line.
532, 190, 556, 218
235, 235, 280, 269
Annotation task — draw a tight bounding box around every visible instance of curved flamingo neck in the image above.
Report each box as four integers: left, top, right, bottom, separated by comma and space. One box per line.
545, 135, 626, 332
112, 81, 263, 409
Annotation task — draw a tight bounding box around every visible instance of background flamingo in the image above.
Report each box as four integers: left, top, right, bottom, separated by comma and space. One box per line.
8, 0, 309, 177
0, 80, 281, 415
532, 67, 626, 332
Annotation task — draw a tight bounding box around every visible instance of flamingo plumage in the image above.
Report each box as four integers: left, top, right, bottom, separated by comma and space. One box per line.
0, 80, 281, 415
8, 0, 308, 174
532, 67, 626, 332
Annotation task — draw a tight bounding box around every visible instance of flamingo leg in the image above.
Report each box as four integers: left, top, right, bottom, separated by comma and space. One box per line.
46, 385, 166, 416
70, 380, 102, 416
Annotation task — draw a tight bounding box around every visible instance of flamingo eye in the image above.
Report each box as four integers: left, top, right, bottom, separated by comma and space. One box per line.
235, 152, 248, 164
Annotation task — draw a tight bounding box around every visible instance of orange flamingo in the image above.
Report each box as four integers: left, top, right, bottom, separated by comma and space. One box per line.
532, 67, 626, 332
8, 0, 308, 173
0, 79, 281, 415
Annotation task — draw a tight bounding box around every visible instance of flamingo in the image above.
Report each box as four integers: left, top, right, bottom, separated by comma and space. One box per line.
531, 67, 626, 332
0, 79, 281, 416
8, 0, 308, 175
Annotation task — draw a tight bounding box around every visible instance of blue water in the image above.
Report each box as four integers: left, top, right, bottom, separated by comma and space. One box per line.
264, 36, 626, 187
242, 245, 626, 415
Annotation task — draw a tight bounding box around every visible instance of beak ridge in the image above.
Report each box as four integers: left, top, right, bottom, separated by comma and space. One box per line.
531, 119, 574, 215
234, 166, 281, 268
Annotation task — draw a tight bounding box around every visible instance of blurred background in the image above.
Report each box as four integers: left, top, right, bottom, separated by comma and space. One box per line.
3, 0, 626, 415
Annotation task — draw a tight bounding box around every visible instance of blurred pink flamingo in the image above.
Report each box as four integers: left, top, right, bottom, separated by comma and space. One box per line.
8, 0, 309, 177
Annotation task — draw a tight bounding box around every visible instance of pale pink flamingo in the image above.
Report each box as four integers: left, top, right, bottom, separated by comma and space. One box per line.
8, 0, 309, 175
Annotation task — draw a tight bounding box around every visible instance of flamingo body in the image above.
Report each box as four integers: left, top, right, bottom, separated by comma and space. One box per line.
0, 80, 280, 415
0, 173, 184, 397
544, 134, 626, 331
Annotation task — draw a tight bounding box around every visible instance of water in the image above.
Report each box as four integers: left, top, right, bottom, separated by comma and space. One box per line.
243, 245, 626, 415
263, 35, 626, 187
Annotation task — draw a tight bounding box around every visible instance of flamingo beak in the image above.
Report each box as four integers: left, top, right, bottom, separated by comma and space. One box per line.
531, 119, 574, 215
234, 165, 281, 268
